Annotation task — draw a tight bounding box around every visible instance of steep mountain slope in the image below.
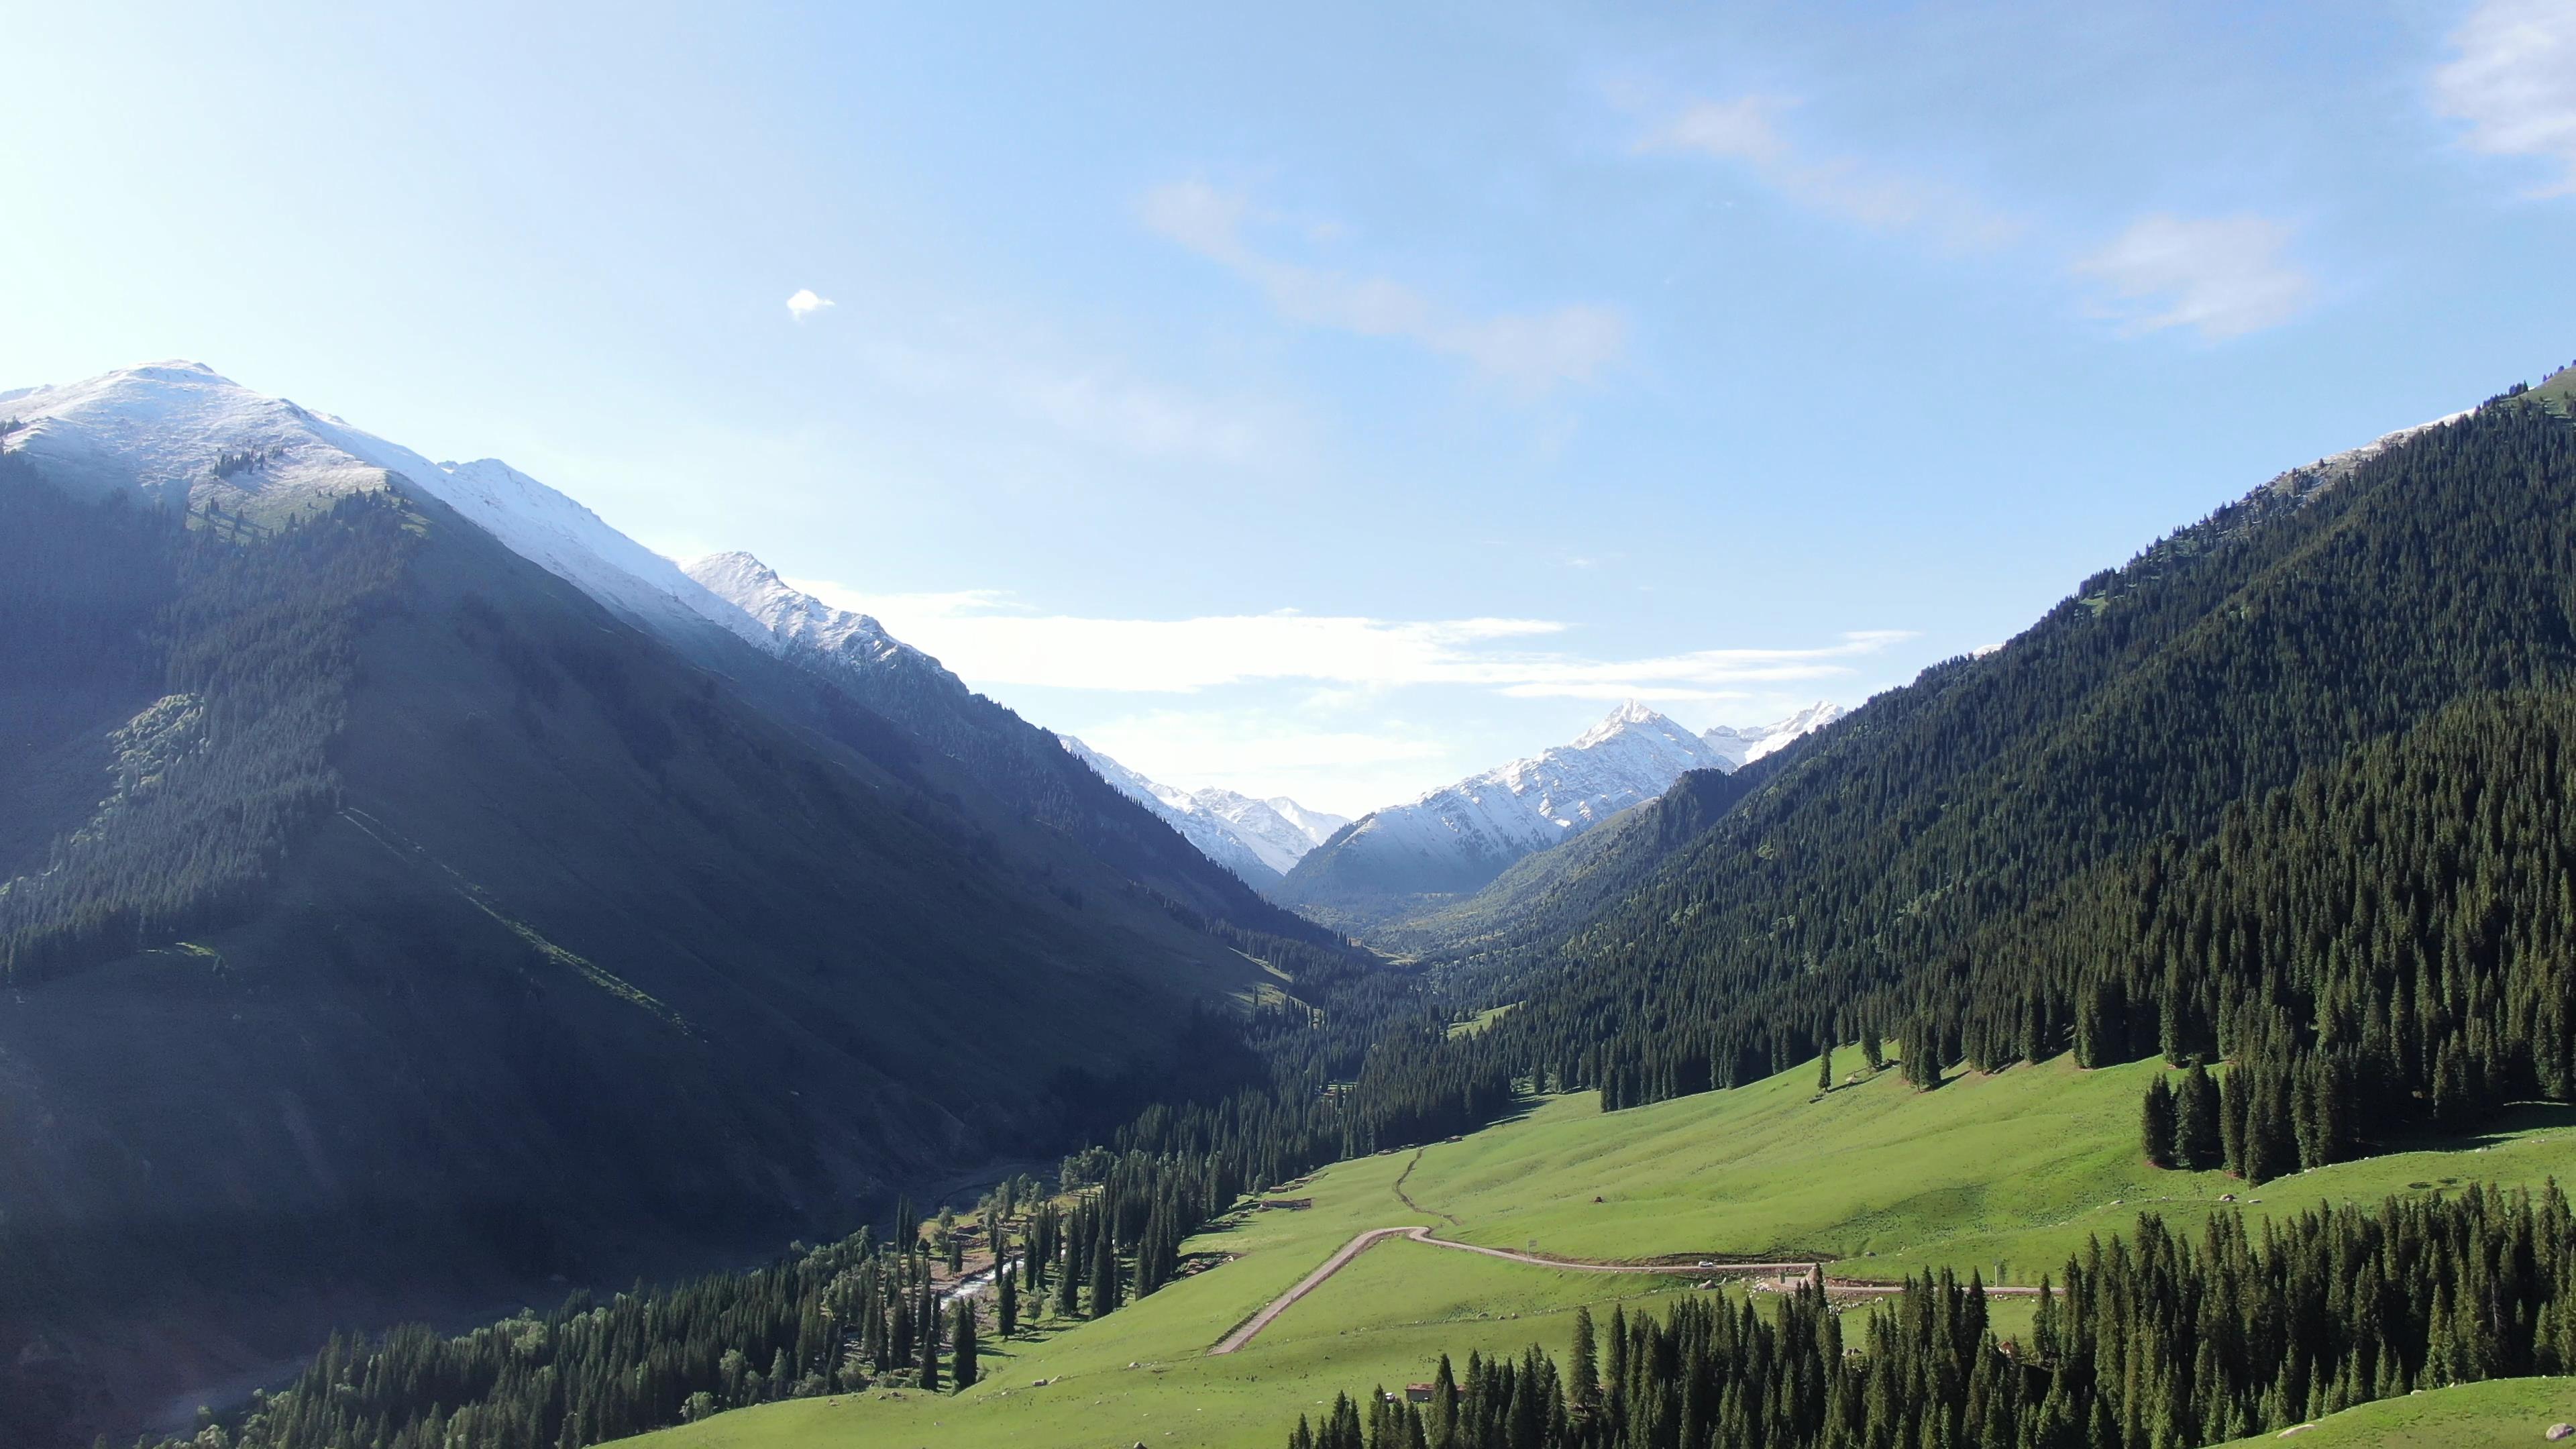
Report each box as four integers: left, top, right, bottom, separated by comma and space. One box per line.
0, 380, 1293, 1445
1358, 763, 1770, 959
1057, 735, 1344, 886
1277, 701, 1741, 926
1440, 373, 2576, 1113
682, 552, 1337, 923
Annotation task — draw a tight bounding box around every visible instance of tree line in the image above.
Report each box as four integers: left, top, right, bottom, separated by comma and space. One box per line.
1287, 1179, 2576, 1449
1390, 393, 2576, 1167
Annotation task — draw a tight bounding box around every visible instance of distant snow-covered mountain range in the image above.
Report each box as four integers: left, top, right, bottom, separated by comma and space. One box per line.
1274, 698, 1845, 924
0, 362, 1841, 904
1057, 739, 1347, 887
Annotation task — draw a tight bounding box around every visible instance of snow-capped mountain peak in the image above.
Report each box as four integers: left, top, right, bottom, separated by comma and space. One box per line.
1570, 696, 1680, 748
685, 551, 933, 674
1059, 737, 1348, 884
1701, 700, 1847, 769
0, 361, 772, 652
1356, 700, 1723, 858
1282, 698, 1847, 914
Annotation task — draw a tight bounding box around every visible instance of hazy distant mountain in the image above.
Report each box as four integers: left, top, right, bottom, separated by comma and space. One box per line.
680, 551, 1326, 927
1277, 700, 1827, 926
1057, 737, 1346, 886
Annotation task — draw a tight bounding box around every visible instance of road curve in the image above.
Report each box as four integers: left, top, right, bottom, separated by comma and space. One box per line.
1208, 1227, 2037, 1354
1209, 1226, 1428, 1354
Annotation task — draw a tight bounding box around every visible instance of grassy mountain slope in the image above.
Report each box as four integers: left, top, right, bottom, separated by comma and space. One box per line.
2207, 1377, 2576, 1448
616, 1049, 2576, 1449
0, 470, 1281, 1445
1446, 390, 2576, 1104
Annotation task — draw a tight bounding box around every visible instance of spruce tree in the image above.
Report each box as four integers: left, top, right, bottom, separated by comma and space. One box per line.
995, 1230, 1019, 1338
2176, 1061, 2220, 1169
917, 1291, 941, 1390
950, 1301, 978, 1390
1568, 1305, 1599, 1413
2141, 1074, 2177, 1167
1429, 1353, 1458, 1445
1089, 1230, 1122, 1317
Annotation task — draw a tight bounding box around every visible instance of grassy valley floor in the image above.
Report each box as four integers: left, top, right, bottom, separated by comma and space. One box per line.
623, 1053, 2576, 1449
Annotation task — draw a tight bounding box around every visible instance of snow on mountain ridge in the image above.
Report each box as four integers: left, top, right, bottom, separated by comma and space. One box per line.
0, 361, 771, 653
1289, 698, 1853, 913
685, 550, 936, 674
1701, 700, 1846, 769
1058, 738, 1347, 882
1341, 702, 1726, 876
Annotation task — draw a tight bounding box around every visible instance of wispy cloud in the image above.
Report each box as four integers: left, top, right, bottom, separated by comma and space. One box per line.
1140, 181, 1627, 392
1637, 95, 2022, 252
850, 332, 1286, 465
2070, 214, 2316, 340
786, 288, 835, 321
786, 576, 1908, 700
2434, 0, 2576, 197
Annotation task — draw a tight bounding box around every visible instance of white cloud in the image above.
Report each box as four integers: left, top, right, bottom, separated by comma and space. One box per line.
851, 333, 1281, 465
2435, 0, 2576, 196
1140, 181, 1627, 392
786, 288, 835, 321
1639, 95, 2023, 252
785, 575, 1909, 699
2071, 214, 2316, 341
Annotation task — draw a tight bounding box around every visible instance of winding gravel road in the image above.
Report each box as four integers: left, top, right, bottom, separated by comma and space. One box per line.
1208, 1226, 2039, 1354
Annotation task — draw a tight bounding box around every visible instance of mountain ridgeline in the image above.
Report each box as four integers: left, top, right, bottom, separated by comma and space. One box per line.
1418, 371, 2576, 1145
0, 368, 1365, 1446
680, 550, 1347, 919
1279, 700, 1841, 929
13, 355, 2576, 1449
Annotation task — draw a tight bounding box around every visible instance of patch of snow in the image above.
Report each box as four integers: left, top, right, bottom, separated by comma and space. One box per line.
1700, 700, 1846, 769
1331, 701, 1730, 873
0, 362, 768, 649
1058, 738, 1348, 882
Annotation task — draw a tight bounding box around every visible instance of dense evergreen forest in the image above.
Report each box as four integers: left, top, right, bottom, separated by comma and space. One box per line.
0, 470, 416, 982
1287, 1182, 2576, 1449
1422, 390, 2576, 1146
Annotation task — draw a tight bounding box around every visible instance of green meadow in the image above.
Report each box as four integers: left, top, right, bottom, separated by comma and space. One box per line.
622, 1052, 2576, 1449
2208, 1377, 2576, 1448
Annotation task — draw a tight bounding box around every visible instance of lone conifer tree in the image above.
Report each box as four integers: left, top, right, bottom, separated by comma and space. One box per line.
916, 1290, 941, 1391
950, 1301, 978, 1390
1568, 1305, 1600, 1412
2141, 1074, 2178, 1167
1088, 1230, 1121, 1317
995, 1228, 1019, 1338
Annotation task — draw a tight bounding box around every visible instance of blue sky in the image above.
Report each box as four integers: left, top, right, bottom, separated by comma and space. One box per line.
4, 1, 2572, 814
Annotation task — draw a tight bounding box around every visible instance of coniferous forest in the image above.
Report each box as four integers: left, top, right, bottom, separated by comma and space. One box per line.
1289, 1183, 2576, 1449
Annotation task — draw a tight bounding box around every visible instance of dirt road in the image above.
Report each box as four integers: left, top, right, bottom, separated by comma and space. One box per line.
1208, 1226, 2037, 1354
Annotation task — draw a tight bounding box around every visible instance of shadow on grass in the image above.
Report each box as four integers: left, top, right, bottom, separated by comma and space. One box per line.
2367, 1100, 2576, 1159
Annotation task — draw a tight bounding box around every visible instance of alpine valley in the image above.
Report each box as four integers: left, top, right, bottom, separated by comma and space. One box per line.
11, 353, 2576, 1449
